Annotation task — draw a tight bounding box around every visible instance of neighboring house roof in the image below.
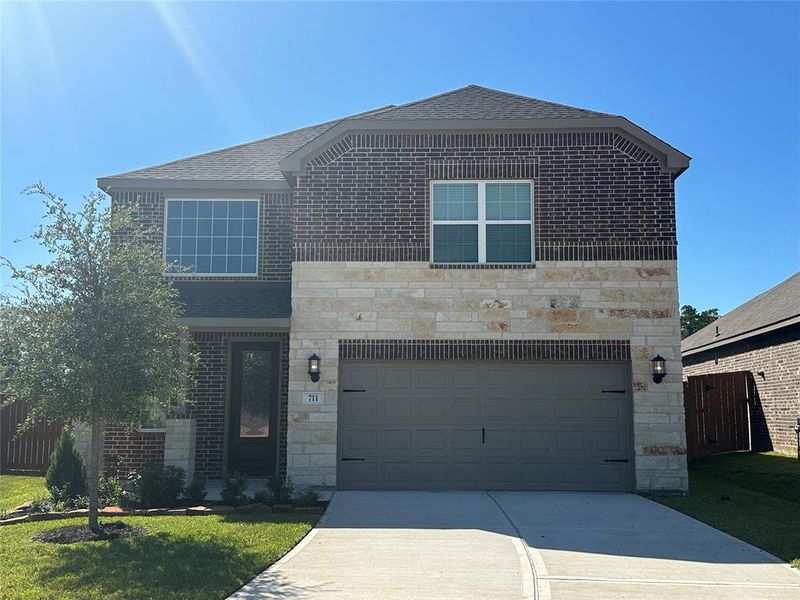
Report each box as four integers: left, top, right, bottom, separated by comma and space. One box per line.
681, 271, 800, 357
98, 85, 690, 190
174, 281, 291, 321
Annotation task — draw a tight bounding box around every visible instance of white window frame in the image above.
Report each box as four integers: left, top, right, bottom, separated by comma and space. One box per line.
429, 180, 534, 264
163, 197, 261, 278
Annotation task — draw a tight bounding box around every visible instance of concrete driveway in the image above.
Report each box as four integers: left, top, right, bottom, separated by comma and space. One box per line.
229, 491, 800, 600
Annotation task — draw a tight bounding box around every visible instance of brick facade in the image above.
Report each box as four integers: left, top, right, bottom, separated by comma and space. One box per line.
103, 427, 165, 477
292, 131, 676, 262
189, 330, 289, 478
111, 189, 291, 281
683, 326, 800, 453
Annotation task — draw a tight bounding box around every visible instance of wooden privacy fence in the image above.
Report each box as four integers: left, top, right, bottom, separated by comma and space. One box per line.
0, 400, 63, 472
683, 371, 751, 459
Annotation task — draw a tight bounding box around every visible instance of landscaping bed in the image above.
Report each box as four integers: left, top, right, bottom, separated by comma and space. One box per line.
655, 451, 800, 568
0, 514, 317, 600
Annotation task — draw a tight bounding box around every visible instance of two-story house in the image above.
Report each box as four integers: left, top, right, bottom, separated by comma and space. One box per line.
97, 85, 691, 493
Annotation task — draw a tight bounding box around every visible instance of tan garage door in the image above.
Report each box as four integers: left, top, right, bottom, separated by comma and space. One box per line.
338, 361, 634, 491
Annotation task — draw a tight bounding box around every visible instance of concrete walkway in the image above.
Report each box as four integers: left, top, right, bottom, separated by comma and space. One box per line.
228, 491, 800, 600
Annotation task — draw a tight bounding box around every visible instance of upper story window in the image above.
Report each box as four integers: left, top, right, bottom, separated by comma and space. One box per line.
431, 181, 533, 264
165, 199, 259, 275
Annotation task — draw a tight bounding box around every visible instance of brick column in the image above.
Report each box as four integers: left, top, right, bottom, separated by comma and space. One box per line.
164, 418, 196, 482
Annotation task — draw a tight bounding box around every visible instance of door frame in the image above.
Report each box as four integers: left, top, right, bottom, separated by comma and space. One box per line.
223, 338, 283, 478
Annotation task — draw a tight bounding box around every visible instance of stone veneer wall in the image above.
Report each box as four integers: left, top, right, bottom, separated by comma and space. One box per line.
287, 260, 687, 492
683, 326, 800, 453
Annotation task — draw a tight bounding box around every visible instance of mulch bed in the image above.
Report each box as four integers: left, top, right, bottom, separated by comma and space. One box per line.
32, 521, 146, 544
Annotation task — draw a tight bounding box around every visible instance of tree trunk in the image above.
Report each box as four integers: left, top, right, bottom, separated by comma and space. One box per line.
87, 418, 101, 531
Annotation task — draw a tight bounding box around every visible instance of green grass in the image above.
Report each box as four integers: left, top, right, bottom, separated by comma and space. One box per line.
0, 514, 317, 599
0, 473, 47, 510
655, 452, 800, 568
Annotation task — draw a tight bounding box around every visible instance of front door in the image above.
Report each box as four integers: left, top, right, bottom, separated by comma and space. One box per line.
228, 342, 280, 476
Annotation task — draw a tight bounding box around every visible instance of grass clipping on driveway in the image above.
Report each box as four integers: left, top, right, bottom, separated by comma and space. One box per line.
655, 452, 800, 568
0, 514, 316, 600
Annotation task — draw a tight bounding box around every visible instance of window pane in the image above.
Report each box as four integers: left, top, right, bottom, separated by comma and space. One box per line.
166, 199, 258, 274
239, 350, 272, 438
486, 183, 531, 220
486, 225, 532, 263
432, 183, 478, 221
433, 225, 478, 263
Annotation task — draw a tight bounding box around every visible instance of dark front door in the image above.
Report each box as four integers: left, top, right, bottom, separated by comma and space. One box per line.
228, 342, 280, 476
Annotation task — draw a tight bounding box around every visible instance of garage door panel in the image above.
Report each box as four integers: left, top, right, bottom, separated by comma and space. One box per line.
346, 397, 378, 420
383, 429, 413, 450
339, 360, 633, 491
449, 398, 482, 419
383, 398, 412, 419
484, 397, 517, 419
450, 429, 482, 450
415, 368, 448, 389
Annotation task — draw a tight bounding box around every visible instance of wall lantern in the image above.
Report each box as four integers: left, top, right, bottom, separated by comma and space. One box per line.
652, 355, 667, 384
308, 354, 321, 383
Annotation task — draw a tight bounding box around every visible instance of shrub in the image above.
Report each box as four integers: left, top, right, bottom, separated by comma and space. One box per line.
220, 471, 249, 506
269, 476, 293, 504
30, 493, 55, 513
183, 472, 208, 503
99, 474, 122, 506
251, 487, 274, 504
136, 462, 185, 508
45, 428, 86, 502
292, 487, 319, 508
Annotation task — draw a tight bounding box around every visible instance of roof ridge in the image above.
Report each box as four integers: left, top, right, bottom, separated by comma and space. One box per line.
356, 84, 480, 119
102, 104, 396, 180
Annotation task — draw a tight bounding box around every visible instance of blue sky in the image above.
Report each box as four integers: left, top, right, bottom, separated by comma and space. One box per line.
1, 1, 798, 313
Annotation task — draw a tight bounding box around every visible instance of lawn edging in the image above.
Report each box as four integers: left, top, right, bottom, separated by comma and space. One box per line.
0, 503, 325, 526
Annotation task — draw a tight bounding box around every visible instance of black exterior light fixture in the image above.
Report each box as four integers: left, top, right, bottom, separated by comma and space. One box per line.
652, 355, 667, 384
308, 354, 321, 383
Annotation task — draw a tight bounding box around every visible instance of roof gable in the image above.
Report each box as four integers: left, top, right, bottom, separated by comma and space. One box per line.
682, 271, 800, 355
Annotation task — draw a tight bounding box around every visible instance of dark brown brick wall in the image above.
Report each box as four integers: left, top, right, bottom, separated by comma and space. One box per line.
293, 131, 677, 261
103, 427, 165, 477
683, 325, 800, 453
111, 190, 291, 281
189, 330, 289, 479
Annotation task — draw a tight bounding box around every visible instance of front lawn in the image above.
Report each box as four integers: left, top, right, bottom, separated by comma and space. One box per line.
655, 452, 800, 568
0, 514, 316, 600
0, 473, 47, 511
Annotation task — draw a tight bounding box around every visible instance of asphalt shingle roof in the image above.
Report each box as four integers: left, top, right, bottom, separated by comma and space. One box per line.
360, 85, 614, 120
100, 86, 614, 184
681, 272, 800, 354
175, 281, 291, 319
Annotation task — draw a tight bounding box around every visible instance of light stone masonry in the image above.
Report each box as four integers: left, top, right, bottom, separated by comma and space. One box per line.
288, 261, 688, 492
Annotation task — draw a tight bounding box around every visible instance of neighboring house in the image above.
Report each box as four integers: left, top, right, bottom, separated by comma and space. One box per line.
96, 85, 691, 493
682, 272, 800, 453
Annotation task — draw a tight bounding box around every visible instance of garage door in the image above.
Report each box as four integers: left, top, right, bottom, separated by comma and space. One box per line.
338, 361, 634, 491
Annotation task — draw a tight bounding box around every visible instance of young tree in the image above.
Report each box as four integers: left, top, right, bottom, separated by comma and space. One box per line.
0, 184, 196, 531
680, 304, 720, 339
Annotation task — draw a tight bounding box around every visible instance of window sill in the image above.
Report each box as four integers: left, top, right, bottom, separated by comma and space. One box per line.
136, 428, 166, 434
429, 263, 536, 269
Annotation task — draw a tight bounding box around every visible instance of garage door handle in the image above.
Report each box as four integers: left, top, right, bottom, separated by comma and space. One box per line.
604, 459, 629, 463
342, 389, 366, 393
482, 427, 485, 444
340, 457, 365, 461
602, 390, 626, 394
